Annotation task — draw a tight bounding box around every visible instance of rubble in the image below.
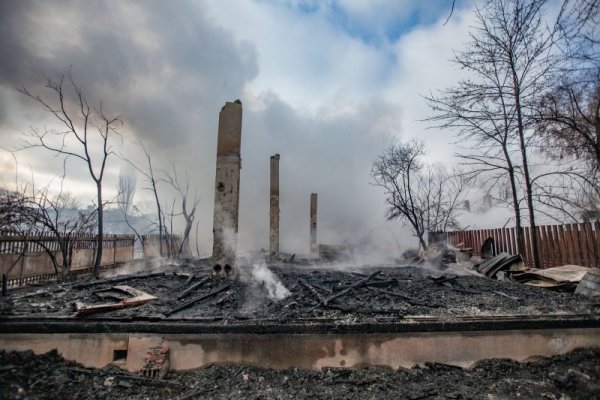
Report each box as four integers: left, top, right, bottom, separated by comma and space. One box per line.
475, 252, 523, 278
576, 269, 600, 298
424, 241, 599, 295
1, 257, 599, 398
1, 259, 598, 322
1, 348, 599, 399
139, 340, 169, 379
512, 265, 591, 290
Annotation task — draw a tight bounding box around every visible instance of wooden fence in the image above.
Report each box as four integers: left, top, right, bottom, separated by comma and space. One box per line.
0, 231, 135, 287
141, 234, 184, 258
429, 222, 600, 269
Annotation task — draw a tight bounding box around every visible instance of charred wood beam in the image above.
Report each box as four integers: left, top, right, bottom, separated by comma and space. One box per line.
351, 272, 386, 281
165, 284, 231, 316
367, 287, 443, 308
494, 291, 521, 301
298, 279, 329, 305
323, 271, 381, 305
14, 286, 67, 299
72, 272, 167, 289
308, 282, 333, 294
365, 279, 398, 288
215, 291, 233, 306
177, 276, 210, 300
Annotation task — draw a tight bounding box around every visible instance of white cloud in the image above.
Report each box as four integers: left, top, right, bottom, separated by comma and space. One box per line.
0, 0, 498, 255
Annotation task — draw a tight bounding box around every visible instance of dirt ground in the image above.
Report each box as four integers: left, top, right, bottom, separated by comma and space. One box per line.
1, 347, 599, 399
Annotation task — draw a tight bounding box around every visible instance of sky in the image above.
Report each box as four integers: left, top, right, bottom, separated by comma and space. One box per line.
0, 0, 488, 256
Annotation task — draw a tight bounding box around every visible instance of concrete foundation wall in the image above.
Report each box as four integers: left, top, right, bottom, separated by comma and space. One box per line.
1, 329, 599, 372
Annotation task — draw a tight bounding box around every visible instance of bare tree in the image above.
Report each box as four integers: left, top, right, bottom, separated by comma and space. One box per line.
537, 0, 600, 176
425, 62, 527, 254
1, 181, 95, 280
371, 140, 469, 250
163, 164, 199, 257
18, 69, 122, 275
427, 0, 558, 267
117, 167, 137, 218
116, 167, 147, 249
120, 141, 166, 256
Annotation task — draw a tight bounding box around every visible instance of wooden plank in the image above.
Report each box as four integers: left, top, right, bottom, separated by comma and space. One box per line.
523, 227, 530, 267
568, 224, 579, 266
544, 225, 552, 268
579, 223, 589, 268
596, 222, 600, 268
511, 227, 518, 256
469, 231, 475, 254
560, 224, 570, 265
547, 225, 556, 268
560, 225, 572, 264
537, 225, 545, 268
548, 224, 558, 268
576, 223, 586, 267
495, 228, 500, 247
496, 228, 503, 253
492, 228, 500, 255
551, 225, 562, 267
546, 225, 560, 267
583, 222, 596, 268
558, 224, 567, 265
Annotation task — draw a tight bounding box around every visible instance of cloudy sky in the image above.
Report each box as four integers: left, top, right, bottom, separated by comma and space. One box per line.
0, 0, 483, 256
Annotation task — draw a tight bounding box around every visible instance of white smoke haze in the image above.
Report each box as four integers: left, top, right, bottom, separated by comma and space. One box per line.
100, 257, 182, 278
249, 263, 290, 300
0, 1, 527, 258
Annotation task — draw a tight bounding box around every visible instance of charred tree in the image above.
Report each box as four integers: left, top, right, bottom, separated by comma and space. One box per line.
18, 69, 122, 275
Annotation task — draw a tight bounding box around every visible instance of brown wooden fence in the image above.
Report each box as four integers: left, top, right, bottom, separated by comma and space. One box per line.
429, 222, 600, 269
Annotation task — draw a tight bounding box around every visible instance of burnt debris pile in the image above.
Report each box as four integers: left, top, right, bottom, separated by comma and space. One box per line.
1, 348, 600, 400
1, 259, 598, 323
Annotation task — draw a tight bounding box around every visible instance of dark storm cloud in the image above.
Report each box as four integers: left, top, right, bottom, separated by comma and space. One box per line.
0, 0, 258, 146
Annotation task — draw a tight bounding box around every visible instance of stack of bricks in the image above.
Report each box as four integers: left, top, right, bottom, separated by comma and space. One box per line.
139, 340, 169, 379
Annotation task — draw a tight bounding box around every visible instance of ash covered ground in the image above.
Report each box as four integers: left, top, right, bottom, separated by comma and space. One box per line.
1, 258, 598, 322
1, 348, 599, 399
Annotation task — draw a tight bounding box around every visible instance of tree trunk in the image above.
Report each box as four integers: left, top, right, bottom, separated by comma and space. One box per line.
512, 70, 541, 268
181, 220, 192, 257
93, 181, 103, 276
418, 231, 428, 251
152, 179, 163, 257
503, 147, 526, 256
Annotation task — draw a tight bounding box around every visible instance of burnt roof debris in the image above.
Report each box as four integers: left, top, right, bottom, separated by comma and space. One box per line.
1, 259, 598, 324
475, 253, 523, 278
